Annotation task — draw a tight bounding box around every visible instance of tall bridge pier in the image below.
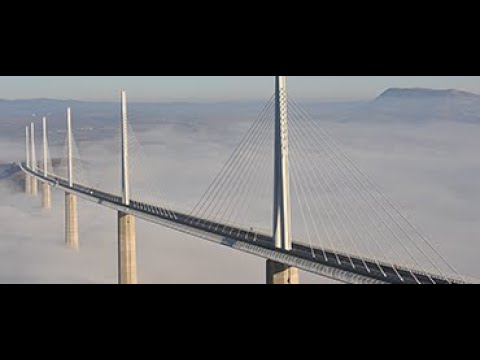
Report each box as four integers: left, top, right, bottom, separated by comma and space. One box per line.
267, 76, 299, 285
65, 108, 79, 250
118, 91, 138, 284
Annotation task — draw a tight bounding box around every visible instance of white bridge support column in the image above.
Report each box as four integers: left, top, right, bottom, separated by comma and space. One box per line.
118, 90, 138, 285
65, 108, 79, 250
42, 117, 51, 209
268, 76, 299, 285
30, 122, 38, 196
25, 126, 31, 194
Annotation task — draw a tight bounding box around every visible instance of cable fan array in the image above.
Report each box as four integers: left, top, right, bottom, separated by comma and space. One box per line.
54, 132, 90, 186
126, 120, 177, 218
189, 94, 275, 237
287, 98, 464, 283
186, 94, 464, 284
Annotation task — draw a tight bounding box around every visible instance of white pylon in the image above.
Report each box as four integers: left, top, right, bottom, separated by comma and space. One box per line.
43, 117, 48, 177
25, 126, 31, 194
30, 122, 36, 172
30, 122, 38, 195
273, 76, 292, 251
26, 126, 30, 169
121, 90, 130, 206
67, 108, 73, 187
42, 117, 51, 209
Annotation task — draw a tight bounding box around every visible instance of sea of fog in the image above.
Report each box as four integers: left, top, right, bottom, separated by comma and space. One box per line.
1, 98, 479, 283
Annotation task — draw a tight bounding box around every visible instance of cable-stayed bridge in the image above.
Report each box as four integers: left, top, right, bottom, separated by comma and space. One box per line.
18, 77, 469, 284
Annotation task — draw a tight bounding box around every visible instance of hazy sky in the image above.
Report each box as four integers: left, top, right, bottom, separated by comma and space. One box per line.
0, 76, 479, 102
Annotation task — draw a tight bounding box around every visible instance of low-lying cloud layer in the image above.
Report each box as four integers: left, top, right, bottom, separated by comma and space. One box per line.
0, 109, 331, 283
1, 97, 480, 283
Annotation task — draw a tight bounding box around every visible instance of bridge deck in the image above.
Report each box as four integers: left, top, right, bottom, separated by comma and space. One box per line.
21, 164, 463, 284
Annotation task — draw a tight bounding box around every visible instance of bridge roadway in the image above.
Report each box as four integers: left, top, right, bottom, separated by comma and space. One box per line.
21, 164, 463, 284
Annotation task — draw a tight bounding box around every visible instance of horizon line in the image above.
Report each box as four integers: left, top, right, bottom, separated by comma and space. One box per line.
0, 96, 372, 104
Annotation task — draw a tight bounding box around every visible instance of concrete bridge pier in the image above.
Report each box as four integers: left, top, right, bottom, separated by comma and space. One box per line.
30, 174, 37, 195
267, 260, 299, 284
25, 174, 32, 194
118, 211, 137, 284
65, 193, 79, 250
42, 183, 51, 209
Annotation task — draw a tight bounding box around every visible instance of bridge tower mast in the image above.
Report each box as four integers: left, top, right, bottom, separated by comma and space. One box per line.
42, 117, 51, 209
118, 90, 138, 284
65, 108, 79, 250
30, 123, 38, 195
267, 76, 299, 284
25, 126, 31, 194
